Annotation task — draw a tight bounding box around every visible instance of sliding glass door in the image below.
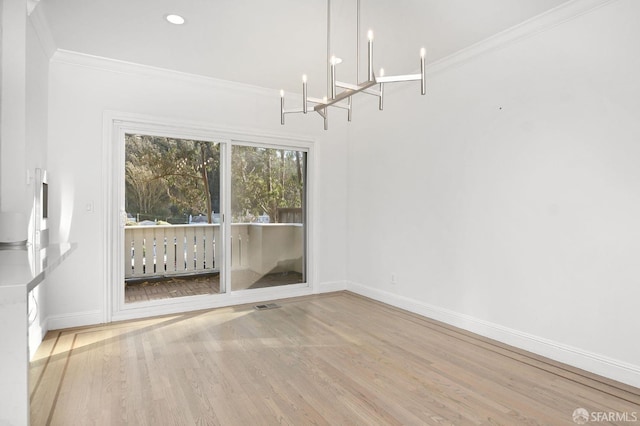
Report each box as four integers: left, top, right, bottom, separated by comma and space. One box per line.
118, 128, 309, 310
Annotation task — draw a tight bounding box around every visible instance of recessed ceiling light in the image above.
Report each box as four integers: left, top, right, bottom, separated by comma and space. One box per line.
165, 14, 185, 25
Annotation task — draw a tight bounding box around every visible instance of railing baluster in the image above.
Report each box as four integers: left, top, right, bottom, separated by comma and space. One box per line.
196, 226, 205, 270
204, 226, 214, 270
185, 226, 196, 272
132, 230, 144, 276
165, 227, 177, 274
124, 227, 135, 278
143, 227, 155, 274
240, 225, 249, 269
213, 226, 220, 270
125, 224, 224, 277
175, 227, 186, 272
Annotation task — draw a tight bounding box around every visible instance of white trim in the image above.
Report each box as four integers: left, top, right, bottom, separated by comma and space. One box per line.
102, 112, 115, 324
112, 285, 313, 323
27, 0, 40, 15
425, 0, 616, 78
221, 141, 232, 295
28, 5, 56, 58
316, 280, 348, 294
347, 281, 640, 389
51, 50, 276, 97
105, 111, 313, 148
47, 310, 104, 330
104, 111, 316, 321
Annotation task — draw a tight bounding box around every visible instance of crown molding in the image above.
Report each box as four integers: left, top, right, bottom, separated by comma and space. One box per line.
50, 49, 278, 97
426, 0, 617, 77
27, 0, 40, 15
28, 4, 56, 58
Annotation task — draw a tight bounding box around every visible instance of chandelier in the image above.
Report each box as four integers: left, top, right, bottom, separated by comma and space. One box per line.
280, 0, 426, 130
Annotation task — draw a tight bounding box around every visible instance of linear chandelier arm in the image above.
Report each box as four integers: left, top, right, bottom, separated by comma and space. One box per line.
376, 74, 422, 83
307, 96, 328, 104
335, 81, 361, 91
335, 81, 381, 98
313, 100, 351, 112
314, 80, 377, 111
328, 102, 351, 111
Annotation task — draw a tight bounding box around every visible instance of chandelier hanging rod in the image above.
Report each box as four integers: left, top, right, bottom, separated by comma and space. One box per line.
280, 0, 425, 130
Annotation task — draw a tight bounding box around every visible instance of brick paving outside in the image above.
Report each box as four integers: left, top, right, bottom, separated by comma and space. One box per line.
125, 270, 303, 303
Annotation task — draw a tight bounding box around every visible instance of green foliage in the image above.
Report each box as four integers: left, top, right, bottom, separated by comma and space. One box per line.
125, 135, 305, 224
125, 134, 220, 223
231, 146, 305, 223
125, 136, 171, 218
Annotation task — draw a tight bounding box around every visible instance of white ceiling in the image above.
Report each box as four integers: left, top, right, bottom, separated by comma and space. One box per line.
36, 0, 571, 93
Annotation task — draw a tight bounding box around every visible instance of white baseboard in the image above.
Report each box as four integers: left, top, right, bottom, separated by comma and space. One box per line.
48, 282, 344, 327
347, 281, 640, 389
47, 309, 103, 330
111, 284, 314, 323
316, 280, 348, 294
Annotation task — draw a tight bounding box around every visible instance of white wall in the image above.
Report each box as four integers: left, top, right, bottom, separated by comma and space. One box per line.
26, 13, 51, 356
0, 5, 51, 424
0, 0, 28, 214
347, 0, 640, 387
46, 54, 349, 326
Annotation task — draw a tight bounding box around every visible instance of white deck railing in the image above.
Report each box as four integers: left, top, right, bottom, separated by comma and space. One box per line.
124, 223, 303, 280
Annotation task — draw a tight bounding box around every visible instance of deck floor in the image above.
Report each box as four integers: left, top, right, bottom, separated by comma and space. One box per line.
124, 270, 304, 303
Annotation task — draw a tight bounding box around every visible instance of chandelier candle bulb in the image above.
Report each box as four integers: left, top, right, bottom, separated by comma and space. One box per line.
302, 75, 308, 113
379, 68, 385, 110
368, 30, 374, 82
330, 56, 337, 99
322, 95, 328, 129
280, 90, 285, 124
420, 48, 426, 95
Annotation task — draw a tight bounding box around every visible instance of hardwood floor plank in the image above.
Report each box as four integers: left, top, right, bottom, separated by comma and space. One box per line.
31, 292, 639, 425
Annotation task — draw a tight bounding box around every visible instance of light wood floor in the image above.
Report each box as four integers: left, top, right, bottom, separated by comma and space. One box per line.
30, 292, 639, 425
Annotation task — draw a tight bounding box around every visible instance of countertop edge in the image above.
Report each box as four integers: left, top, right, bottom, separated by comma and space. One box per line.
26, 243, 78, 292
0, 243, 77, 292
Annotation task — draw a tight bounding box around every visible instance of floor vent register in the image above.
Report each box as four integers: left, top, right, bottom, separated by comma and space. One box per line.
254, 303, 281, 310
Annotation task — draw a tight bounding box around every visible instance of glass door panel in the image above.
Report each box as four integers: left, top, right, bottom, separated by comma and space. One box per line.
124, 134, 221, 303
230, 146, 306, 291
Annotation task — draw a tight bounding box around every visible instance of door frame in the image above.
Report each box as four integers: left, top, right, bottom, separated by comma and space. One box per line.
102, 111, 315, 323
